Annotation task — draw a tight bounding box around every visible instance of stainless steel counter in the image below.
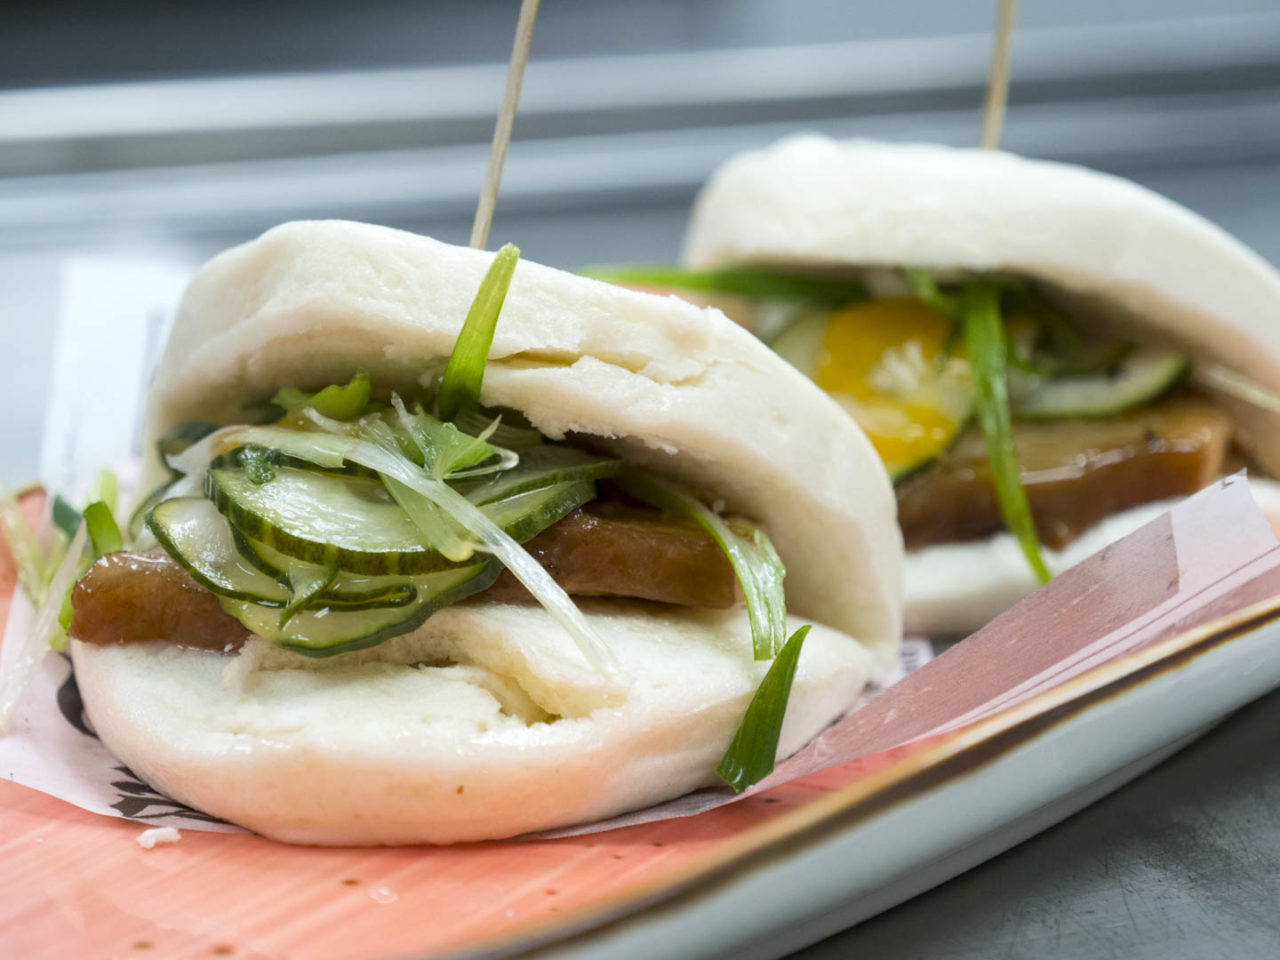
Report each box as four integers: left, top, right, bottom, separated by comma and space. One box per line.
792, 687, 1280, 960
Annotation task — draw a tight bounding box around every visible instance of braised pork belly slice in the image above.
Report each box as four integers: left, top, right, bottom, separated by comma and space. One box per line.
70, 503, 738, 649
70, 551, 250, 651
897, 394, 1233, 550
486, 502, 738, 608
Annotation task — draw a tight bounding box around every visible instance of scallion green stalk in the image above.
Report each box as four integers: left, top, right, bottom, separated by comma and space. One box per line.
0, 524, 86, 732
617, 469, 786, 661
83, 502, 123, 558
54, 501, 123, 639
0, 483, 47, 604
87, 470, 119, 517
273, 370, 373, 421
716, 625, 809, 793
962, 283, 1050, 583
51, 496, 82, 540
437, 244, 521, 420
618, 468, 803, 791
904, 267, 958, 315
280, 564, 337, 627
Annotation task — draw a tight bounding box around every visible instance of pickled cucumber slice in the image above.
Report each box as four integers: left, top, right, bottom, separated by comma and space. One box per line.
148, 498, 292, 606
151, 497, 420, 611
1010, 347, 1188, 420
234, 535, 418, 609
207, 467, 444, 574
207, 465, 599, 575
484, 479, 594, 543
223, 562, 499, 656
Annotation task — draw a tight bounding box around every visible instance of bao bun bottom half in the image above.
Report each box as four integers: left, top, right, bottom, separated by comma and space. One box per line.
682, 134, 1280, 637
71, 221, 903, 845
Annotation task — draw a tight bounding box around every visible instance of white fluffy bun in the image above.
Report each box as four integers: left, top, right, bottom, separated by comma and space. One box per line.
73, 603, 873, 845
683, 135, 1280, 633
683, 134, 1280, 472
75, 221, 903, 844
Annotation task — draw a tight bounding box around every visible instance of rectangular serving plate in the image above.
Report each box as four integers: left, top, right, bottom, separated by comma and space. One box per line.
3, 554, 1278, 960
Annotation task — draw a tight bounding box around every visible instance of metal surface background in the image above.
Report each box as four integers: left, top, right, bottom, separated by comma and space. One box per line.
793, 686, 1280, 959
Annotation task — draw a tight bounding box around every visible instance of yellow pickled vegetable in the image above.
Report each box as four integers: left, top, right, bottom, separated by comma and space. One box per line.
813, 298, 973, 479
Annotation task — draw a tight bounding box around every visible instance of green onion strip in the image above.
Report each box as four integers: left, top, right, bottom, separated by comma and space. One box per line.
83, 501, 124, 558
617, 469, 786, 661
280, 565, 338, 627
356, 439, 618, 673
273, 370, 373, 421
617, 469, 800, 791
0, 484, 48, 605
437, 244, 521, 421
0, 524, 87, 732
716, 625, 809, 793
962, 283, 1051, 583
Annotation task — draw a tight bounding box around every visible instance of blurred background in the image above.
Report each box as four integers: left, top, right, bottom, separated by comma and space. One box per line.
3, 0, 1280, 478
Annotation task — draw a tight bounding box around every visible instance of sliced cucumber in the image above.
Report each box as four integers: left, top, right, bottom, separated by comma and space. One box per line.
484, 479, 595, 543
208, 462, 600, 575
768, 311, 827, 376
1010, 346, 1188, 420
460, 446, 620, 505
151, 497, 420, 611
208, 466, 446, 575
148, 498, 292, 606
234, 534, 418, 609
129, 480, 174, 542
211, 441, 373, 479
223, 562, 499, 656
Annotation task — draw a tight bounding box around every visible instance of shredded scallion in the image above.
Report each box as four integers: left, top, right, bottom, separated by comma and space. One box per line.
0, 524, 87, 733
904, 267, 958, 316
273, 370, 373, 421
51, 496, 81, 540
281, 565, 337, 627
615, 468, 800, 791
437, 244, 521, 421
88, 470, 119, 517
1197, 362, 1280, 414
0, 483, 47, 604
962, 283, 1050, 583
83, 501, 123, 558
452, 405, 544, 449
716, 625, 809, 793
390, 395, 513, 480
618, 469, 786, 661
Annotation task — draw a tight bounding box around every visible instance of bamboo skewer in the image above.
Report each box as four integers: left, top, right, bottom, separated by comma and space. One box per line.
469, 0, 541, 250
980, 0, 1020, 150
